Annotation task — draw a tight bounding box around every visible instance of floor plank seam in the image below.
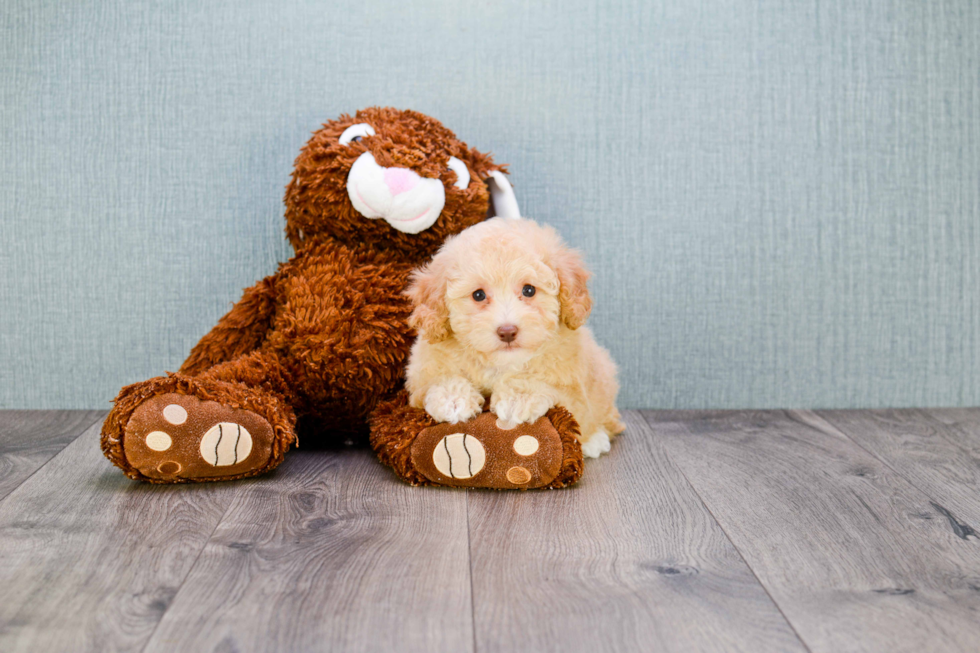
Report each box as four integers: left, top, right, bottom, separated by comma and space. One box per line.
465, 490, 478, 653
137, 488, 239, 653
808, 410, 980, 537
0, 411, 107, 505
638, 410, 815, 653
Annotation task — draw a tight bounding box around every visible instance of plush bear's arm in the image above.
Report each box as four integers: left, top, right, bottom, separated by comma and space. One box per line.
179, 274, 280, 375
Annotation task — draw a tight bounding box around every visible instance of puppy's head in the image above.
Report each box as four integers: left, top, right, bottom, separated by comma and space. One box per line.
406, 218, 592, 358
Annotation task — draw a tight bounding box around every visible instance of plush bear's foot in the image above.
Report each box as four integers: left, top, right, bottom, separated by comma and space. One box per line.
370, 391, 584, 489
124, 392, 276, 481
102, 374, 296, 483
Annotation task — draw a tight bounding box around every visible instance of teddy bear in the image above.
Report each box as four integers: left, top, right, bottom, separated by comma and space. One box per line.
101, 107, 584, 489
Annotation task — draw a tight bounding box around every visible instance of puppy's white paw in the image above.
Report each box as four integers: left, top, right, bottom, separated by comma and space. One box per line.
424, 380, 484, 424
581, 431, 611, 458
491, 393, 553, 425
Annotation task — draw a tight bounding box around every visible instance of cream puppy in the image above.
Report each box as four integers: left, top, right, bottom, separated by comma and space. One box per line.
404, 217, 625, 458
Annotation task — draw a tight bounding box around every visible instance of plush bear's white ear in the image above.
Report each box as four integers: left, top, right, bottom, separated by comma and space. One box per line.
487, 170, 520, 219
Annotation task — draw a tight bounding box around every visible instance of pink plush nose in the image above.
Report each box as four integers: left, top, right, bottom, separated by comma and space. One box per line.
383, 167, 420, 196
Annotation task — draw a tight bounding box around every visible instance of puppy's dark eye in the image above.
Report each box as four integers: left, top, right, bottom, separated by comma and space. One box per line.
522, 285, 536, 298
472, 289, 486, 302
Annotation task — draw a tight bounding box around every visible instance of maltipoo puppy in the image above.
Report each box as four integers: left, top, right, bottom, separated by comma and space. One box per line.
404, 217, 625, 458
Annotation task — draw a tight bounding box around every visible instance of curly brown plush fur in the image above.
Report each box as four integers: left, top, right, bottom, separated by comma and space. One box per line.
102, 108, 505, 482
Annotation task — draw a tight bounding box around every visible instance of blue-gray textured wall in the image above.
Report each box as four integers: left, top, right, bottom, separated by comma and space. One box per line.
2, 0, 978, 410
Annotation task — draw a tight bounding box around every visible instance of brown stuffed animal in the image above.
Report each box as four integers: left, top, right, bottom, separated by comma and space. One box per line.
101, 107, 584, 489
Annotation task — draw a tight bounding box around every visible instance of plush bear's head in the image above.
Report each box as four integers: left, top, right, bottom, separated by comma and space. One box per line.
284, 107, 518, 261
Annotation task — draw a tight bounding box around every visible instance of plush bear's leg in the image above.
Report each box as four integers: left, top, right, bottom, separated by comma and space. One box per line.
102, 349, 298, 483
369, 391, 584, 489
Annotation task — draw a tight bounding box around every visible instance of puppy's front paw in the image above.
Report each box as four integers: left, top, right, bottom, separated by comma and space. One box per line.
581, 431, 611, 458
491, 392, 554, 425
424, 380, 484, 424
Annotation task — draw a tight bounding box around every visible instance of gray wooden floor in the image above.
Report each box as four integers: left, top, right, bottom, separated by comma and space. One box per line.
1, 409, 979, 652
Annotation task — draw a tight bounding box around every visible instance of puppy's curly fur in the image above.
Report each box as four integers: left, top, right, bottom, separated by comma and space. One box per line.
404, 218, 625, 458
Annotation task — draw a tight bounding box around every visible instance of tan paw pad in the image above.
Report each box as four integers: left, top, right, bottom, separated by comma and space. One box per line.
506, 466, 532, 485
158, 461, 181, 475
200, 423, 253, 467
513, 435, 539, 456
432, 433, 486, 479
162, 404, 187, 425
145, 431, 172, 452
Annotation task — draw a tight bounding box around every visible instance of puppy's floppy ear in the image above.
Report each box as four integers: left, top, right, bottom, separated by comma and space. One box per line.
405, 258, 453, 343
553, 245, 592, 330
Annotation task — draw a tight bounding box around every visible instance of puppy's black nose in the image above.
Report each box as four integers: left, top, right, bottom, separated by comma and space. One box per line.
497, 324, 518, 343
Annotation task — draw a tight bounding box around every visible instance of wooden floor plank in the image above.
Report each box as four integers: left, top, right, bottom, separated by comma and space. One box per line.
645, 409, 980, 653
466, 411, 807, 653
921, 408, 980, 453
921, 408, 980, 472
0, 418, 242, 653
0, 410, 104, 501
816, 408, 980, 528
141, 448, 473, 653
